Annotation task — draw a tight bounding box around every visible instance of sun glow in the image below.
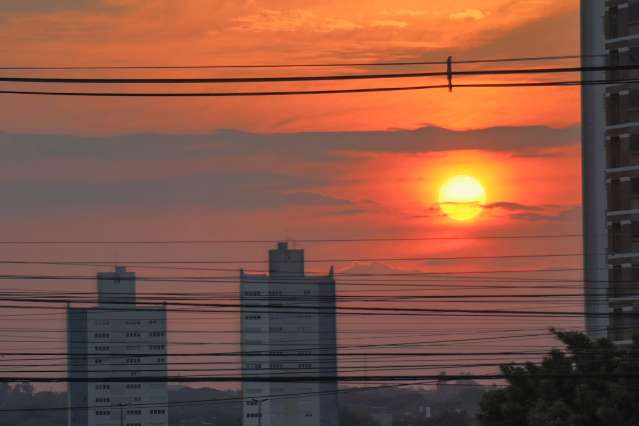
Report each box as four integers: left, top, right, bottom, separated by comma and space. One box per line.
438, 175, 487, 221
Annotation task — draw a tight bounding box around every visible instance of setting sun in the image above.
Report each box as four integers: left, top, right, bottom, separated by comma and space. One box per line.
438, 175, 487, 221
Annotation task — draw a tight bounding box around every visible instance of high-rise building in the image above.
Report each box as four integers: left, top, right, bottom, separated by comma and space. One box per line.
67, 266, 168, 426
240, 242, 339, 426
582, 0, 639, 343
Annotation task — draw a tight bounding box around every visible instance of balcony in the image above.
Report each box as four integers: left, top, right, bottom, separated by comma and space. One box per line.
606, 92, 639, 126
607, 49, 639, 83
608, 178, 639, 211
607, 135, 639, 168
609, 307, 639, 342
608, 221, 639, 254
609, 265, 639, 298
606, 2, 639, 40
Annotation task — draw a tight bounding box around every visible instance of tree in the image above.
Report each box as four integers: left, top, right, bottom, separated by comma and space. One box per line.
477, 331, 639, 426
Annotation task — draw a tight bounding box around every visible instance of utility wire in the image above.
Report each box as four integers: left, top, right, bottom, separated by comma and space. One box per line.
0, 63, 622, 84
0, 77, 633, 97
0, 252, 586, 264
0, 233, 582, 244
2, 373, 639, 383
0, 53, 598, 71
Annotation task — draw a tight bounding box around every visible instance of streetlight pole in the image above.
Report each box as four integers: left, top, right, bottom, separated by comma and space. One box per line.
252, 398, 268, 426
116, 402, 129, 426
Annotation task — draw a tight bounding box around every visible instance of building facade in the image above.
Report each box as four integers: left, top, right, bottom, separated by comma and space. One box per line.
240, 242, 339, 426
583, 0, 639, 342
67, 266, 168, 426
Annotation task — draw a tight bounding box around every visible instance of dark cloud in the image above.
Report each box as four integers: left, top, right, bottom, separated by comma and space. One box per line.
510, 206, 581, 223
0, 171, 350, 211
326, 208, 368, 216
0, 125, 578, 163
483, 202, 543, 212
0, 0, 113, 13
0, 126, 577, 213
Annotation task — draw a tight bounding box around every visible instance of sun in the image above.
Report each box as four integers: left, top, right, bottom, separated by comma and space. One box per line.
438, 175, 487, 221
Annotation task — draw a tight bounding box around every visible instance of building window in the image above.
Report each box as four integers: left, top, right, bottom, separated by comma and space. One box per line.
95, 384, 110, 390
150, 409, 166, 415
246, 413, 262, 418
126, 410, 142, 415
149, 345, 165, 350
95, 410, 111, 416
94, 346, 110, 351
94, 333, 110, 338
246, 363, 262, 369
270, 362, 284, 369
243, 291, 261, 297
631, 1, 639, 22
149, 331, 165, 337
244, 315, 262, 320
96, 397, 110, 403
298, 363, 313, 369
126, 384, 142, 389
126, 332, 141, 338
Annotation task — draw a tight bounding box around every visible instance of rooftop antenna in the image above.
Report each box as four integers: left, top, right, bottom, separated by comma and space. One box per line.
285, 227, 297, 248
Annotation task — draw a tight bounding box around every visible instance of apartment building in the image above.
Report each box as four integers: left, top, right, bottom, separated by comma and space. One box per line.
583, 0, 639, 342
67, 266, 168, 426
240, 242, 339, 426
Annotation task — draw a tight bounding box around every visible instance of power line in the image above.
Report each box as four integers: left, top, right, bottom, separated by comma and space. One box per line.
0, 63, 619, 84
0, 53, 596, 71
0, 84, 449, 97
0, 77, 633, 97
2, 373, 639, 383
0, 233, 582, 245
0, 299, 611, 318
0, 252, 586, 264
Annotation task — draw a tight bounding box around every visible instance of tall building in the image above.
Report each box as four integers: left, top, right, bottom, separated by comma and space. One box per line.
582, 0, 639, 343
240, 242, 339, 426
67, 266, 168, 426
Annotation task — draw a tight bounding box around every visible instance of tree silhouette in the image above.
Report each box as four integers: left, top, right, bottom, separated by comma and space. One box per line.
478, 331, 639, 426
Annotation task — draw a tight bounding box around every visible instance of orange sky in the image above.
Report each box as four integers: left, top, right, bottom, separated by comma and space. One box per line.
0, 0, 580, 133
0, 0, 585, 389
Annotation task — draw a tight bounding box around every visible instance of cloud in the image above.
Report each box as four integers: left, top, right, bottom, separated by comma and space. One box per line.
381, 9, 426, 17
231, 9, 361, 33
483, 202, 543, 212
0, 126, 578, 214
0, 0, 116, 13
449, 9, 487, 21
0, 126, 579, 165
481, 201, 580, 223
510, 206, 581, 223
370, 20, 408, 29
0, 170, 350, 211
